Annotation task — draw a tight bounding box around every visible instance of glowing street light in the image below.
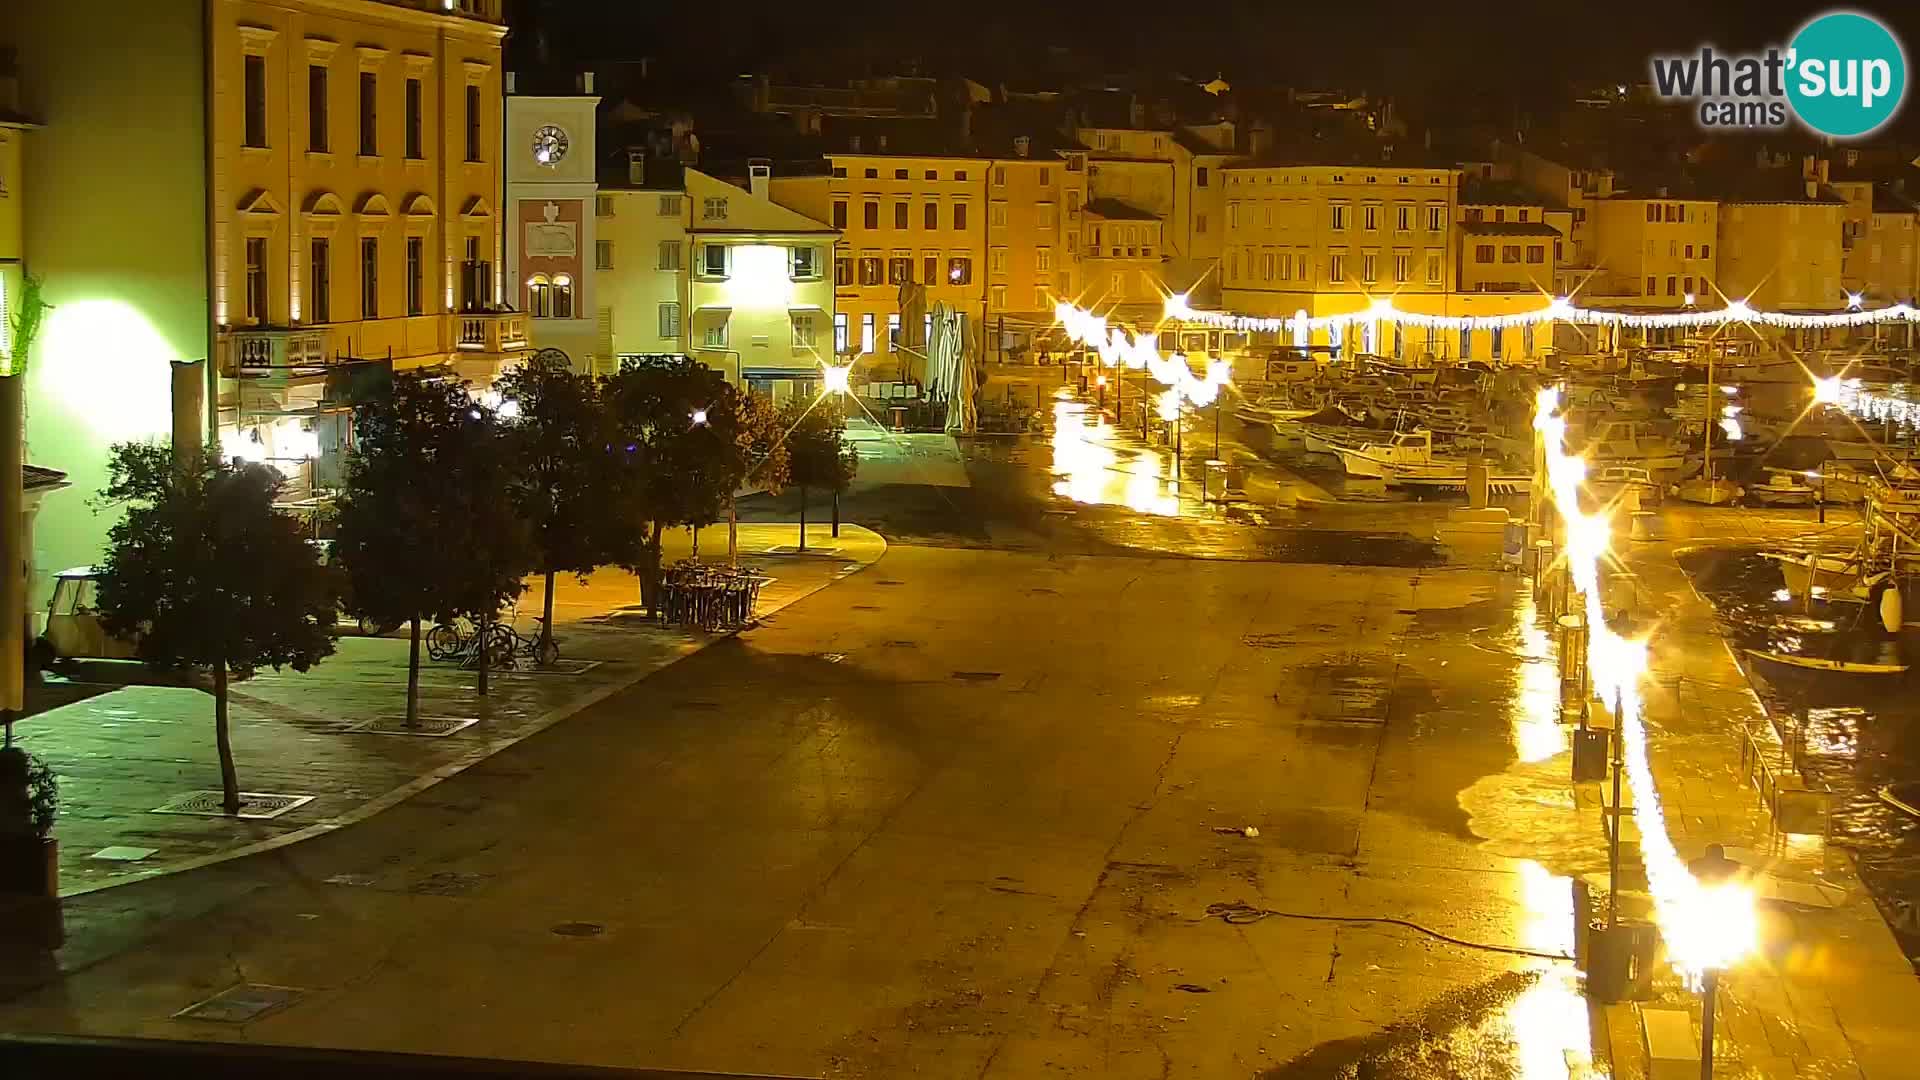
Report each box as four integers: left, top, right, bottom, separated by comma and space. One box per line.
820, 361, 853, 396
690, 407, 709, 427
1812, 375, 1843, 406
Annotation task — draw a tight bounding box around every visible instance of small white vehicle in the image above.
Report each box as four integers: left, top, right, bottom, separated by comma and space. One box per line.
39, 566, 140, 663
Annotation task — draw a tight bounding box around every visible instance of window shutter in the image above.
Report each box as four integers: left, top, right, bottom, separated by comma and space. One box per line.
596, 308, 614, 373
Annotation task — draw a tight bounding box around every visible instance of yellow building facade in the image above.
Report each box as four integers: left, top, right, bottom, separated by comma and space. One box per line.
1833, 178, 1919, 309
1588, 196, 1719, 310
1717, 198, 1845, 314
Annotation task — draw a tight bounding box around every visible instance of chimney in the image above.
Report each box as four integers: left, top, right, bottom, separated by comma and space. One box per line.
1817, 158, 1830, 185
579, 71, 595, 95
1013, 135, 1031, 158
1802, 154, 1815, 179
1806, 179, 1819, 199
748, 159, 771, 201
877, 133, 889, 151
505, 70, 517, 94
849, 133, 863, 152
1846, 147, 1860, 167
1248, 122, 1272, 158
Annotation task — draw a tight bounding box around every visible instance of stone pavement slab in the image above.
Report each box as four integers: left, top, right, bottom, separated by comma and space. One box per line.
14, 523, 883, 898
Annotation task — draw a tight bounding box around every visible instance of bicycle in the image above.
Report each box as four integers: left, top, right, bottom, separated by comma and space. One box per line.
426, 616, 475, 661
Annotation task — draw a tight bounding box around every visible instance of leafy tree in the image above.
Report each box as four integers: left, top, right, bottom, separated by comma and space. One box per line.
603, 357, 752, 614
785, 398, 859, 551
336, 374, 532, 721
493, 359, 617, 655
94, 442, 337, 813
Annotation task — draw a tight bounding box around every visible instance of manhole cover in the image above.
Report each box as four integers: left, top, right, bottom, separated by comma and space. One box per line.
408, 871, 491, 897
851, 604, 883, 611
495, 659, 602, 677
875, 579, 905, 586
884, 640, 918, 648
1030, 587, 1059, 595
324, 873, 377, 887
819, 652, 846, 663
1242, 633, 1295, 649
153, 791, 314, 819
352, 716, 478, 737
551, 921, 606, 938
952, 671, 1002, 682
175, 983, 304, 1023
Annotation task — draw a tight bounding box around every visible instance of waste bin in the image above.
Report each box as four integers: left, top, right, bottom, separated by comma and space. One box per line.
1572, 727, 1609, 781
1204, 460, 1227, 501
1586, 918, 1658, 1002
1502, 521, 1527, 570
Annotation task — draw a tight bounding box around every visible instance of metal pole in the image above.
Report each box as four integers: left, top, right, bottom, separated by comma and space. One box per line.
728, 492, 738, 568
1819, 471, 1827, 524
1700, 969, 1719, 1080
832, 487, 840, 538
1703, 348, 1713, 497
1213, 399, 1221, 459
1608, 701, 1624, 930
0, 372, 20, 748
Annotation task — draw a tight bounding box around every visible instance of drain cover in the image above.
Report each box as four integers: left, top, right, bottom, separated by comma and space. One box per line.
175, 983, 304, 1023
153, 792, 314, 819
851, 604, 883, 611
551, 921, 606, 938
408, 871, 491, 897
352, 716, 478, 737
1242, 633, 1296, 649
884, 640, 918, 648
324, 873, 377, 887
875, 579, 905, 586
952, 671, 1002, 682
89, 846, 158, 862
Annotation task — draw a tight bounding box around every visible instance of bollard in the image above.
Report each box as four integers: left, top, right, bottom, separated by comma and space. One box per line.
1466, 462, 1490, 510
1586, 919, 1658, 1002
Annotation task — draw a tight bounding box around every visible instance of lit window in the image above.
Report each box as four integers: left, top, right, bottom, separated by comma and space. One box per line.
702, 197, 728, 221
887, 313, 901, 349
792, 312, 816, 347
658, 240, 682, 271
703, 318, 728, 348
658, 195, 681, 216
703, 244, 727, 277
791, 246, 818, 279
658, 302, 681, 338
595, 240, 613, 271
833, 312, 848, 352
860, 313, 875, 353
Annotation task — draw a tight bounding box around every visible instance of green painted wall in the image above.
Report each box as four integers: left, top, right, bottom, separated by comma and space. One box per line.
1, 1, 208, 609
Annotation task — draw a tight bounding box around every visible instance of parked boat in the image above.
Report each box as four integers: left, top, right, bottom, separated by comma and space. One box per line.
1672, 474, 1742, 505
1571, 416, 1689, 475
1744, 647, 1907, 676
1586, 465, 1663, 509
1749, 469, 1820, 507
1335, 429, 1440, 479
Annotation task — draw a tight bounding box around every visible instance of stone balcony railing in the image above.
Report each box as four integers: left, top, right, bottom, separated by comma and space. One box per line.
456, 311, 529, 355
226, 326, 334, 382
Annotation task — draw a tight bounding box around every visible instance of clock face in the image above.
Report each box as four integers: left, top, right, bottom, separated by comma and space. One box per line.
531, 124, 569, 166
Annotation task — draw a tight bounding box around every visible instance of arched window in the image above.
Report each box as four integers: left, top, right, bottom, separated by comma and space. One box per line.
527, 274, 552, 318
552, 274, 574, 319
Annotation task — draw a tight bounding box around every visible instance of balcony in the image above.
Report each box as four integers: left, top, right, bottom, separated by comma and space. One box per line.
226, 326, 334, 384
456, 311, 529, 354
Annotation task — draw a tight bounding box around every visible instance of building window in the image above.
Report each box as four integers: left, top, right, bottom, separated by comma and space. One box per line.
1038, 204, 1056, 231
1361, 253, 1377, 283
859, 256, 882, 285
1393, 253, 1410, 282
1501, 245, 1521, 264
792, 312, 816, 347
1666, 275, 1677, 296
924, 170, 937, 180
955, 171, 968, 181
1195, 212, 1207, 235
1035, 288, 1048, 311
1036, 247, 1052, 271
464, 84, 482, 161
1682, 275, 1693, 294
1701, 244, 1711, 259
358, 71, 377, 156
1646, 275, 1656, 295
791, 246, 818, 279
1525, 245, 1544, 264
1493, 209, 1506, 223
309, 238, 330, 322
1396, 205, 1412, 231
1363, 205, 1378, 231
308, 65, 329, 152
833, 202, 847, 229
360, 236, 379, 318
953, 203, 968, 230
596, 239, 614, 270
895, 202, 909, 229
594, 195, 613, 217
1040, 167, 1051, 185
404, 77, 423, 159
948, 257, 972, 284
990, 203, 1007, 228
858, 201, 876, 230
923, 255, 938, 284
243, 55, 268, 149
1491, 326, 1503, 359
245, 237, 268, 322
887, 255, 911, 285
703, 318, 728, 348
658, 240, 682, 271
658, 302, 680, 339
991, 285, 1008, 310
658, 195, 681, 216
406, 236, 424, 315
702, 197, 729, 221
990, 247, 1008, 275
1475, 244, 1495, 263
1427, 205, 1444, 231
1330, 204, 1348, 230
1459, 325, 1472, 359
1196, 166, 1210, 187
923, 202, 938, 230
702, 244, 727, 277
1425, 251, 1442, 284
860, 313, 875, 353
1329, 253, 1346, 282
461, 236, 484, 312
1646, 204, 1659, 223
835, 256, 852, 286
864, 168, 877, 179
833, 312, 848, 352
993, 166, 1007, 187
887, 313, 901, 348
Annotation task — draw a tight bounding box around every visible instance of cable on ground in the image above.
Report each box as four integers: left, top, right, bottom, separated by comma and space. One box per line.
1201, 901, 1575, 963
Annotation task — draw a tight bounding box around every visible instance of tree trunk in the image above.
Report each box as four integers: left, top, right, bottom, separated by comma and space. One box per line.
406, 616, 421, 727
541, 569, 556, 652
213, 660, 239, 815
799, 484, 808, 552
641, 523, 665, 618
477, 608, 490, 698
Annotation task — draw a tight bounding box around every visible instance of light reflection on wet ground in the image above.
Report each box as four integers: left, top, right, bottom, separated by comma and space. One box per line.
1049, 399, 1187, 516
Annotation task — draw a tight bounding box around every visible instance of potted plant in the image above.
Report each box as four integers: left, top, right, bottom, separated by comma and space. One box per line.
0, 745, 62, 947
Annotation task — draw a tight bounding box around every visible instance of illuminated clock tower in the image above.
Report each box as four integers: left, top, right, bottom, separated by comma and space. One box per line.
504, 72, 600, 371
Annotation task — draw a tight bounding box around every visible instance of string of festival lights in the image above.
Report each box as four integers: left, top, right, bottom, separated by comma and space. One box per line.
1052, 301, 1234, 408
1160, 293, 1919, 336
